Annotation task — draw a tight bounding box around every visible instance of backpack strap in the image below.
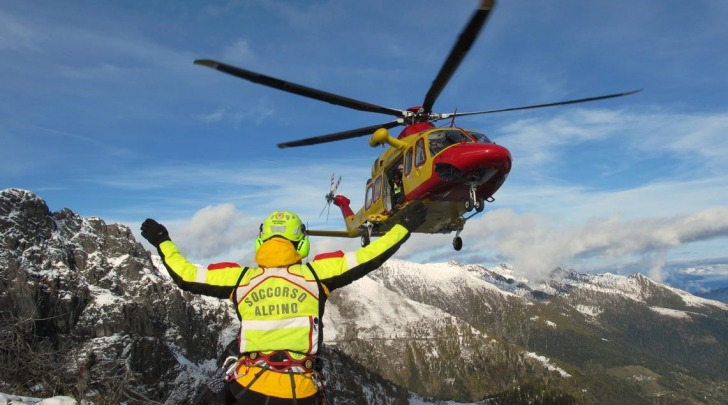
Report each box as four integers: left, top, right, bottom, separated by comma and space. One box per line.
232, 267, 249, 321
306, 262, 327, 352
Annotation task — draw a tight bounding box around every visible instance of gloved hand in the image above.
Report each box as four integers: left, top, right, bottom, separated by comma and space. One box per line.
401, 202, 427, 232
141, 218, 171, 247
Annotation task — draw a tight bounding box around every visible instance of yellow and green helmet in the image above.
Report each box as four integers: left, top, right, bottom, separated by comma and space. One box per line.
255, 211, 309, 257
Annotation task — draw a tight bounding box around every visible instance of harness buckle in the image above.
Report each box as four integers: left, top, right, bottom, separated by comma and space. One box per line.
242, 351, 316, 374
222, 356, 243, 382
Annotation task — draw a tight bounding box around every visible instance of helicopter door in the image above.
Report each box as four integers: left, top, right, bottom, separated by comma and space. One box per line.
385, 160, 404, 212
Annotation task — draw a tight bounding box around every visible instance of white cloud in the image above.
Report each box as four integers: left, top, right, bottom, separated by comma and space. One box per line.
496, 109, 625, 169
170, 203, 258, 259
222, 39, 254, 65
636, 113, 728, 170
0, 10, 38, 51
492, 109, 728, 181
500, 175, 728, 224
154, 200, 373, 266
454, 206, 728, 282
195, 109, 225, 122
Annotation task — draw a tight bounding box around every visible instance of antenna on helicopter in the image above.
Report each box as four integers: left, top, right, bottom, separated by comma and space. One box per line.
320, 173, 342, 221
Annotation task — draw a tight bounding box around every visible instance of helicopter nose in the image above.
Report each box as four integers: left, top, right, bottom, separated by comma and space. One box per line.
433, 143, 512, 182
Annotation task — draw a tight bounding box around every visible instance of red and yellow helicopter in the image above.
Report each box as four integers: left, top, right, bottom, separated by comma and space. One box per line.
194, 0, 639, 251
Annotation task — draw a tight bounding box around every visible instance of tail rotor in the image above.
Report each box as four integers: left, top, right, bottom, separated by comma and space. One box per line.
320, 173, 342, 221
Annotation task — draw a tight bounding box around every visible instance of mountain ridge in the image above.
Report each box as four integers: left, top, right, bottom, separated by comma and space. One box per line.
2, 188, 728, 404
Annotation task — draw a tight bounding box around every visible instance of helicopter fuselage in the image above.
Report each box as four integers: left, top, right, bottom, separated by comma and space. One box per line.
329, 125, 511, 238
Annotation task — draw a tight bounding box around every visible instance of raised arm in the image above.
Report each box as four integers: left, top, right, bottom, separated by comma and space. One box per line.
309, 203, 426, 291
141, 218, 246, 299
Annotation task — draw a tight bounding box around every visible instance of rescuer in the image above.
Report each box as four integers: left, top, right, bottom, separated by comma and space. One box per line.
140, 203, 426, 405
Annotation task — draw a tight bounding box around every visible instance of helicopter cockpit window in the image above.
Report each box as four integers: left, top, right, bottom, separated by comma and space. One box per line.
428, 129, 471, 156
467, 131, 493, 144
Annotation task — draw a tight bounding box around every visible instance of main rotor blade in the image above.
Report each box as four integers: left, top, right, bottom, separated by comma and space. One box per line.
277, 120, 403, 149
195, 59, 404, 117
442, 89, 642, 119
422, 0, 495, 114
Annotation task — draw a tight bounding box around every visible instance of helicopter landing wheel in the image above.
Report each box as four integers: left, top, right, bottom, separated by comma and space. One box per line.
474, 197, 485, 213
361, 234, 370, 247
464, 198, 474, 212
453, 236, 463, 251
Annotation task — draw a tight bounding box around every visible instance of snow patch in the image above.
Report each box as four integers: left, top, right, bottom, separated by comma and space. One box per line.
0, 393, 77, 405
649, 307, 693, 320
668, 286, 728, 310
575, 304, 602, 317
524, 352, 571, 378
324, 275, 470, 341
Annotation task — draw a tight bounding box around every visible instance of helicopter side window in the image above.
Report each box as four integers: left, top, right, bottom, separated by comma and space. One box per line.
467, 131, 493, 144
373, 176, 382, 202
365, 180, 374, 209
415, 139, 426, 167
404, 148, 413, 176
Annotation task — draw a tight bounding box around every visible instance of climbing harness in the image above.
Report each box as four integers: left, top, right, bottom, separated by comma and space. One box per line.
218, 351, 328, 404
214, 263, 331, 403
224, 351, 316, 382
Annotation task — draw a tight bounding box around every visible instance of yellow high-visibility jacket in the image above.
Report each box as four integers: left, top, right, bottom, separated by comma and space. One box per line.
155, 224, 411, 399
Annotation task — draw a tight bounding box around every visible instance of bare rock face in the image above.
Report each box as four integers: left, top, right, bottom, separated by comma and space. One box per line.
0, 188, 236, 403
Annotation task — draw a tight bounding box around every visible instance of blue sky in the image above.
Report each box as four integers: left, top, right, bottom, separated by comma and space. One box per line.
2, 0, 728, 281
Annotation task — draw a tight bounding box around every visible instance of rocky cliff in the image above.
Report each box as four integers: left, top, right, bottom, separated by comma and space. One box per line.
0, 189, 408, 404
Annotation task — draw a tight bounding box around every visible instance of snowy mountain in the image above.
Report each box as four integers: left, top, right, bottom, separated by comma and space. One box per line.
337, 260, 728, 402
3, 188, 728, 404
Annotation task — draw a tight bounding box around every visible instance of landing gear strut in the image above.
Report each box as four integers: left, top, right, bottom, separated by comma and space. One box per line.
452, 227, 463, 251
361, 222, 373, 247
465, 184, 485, 213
